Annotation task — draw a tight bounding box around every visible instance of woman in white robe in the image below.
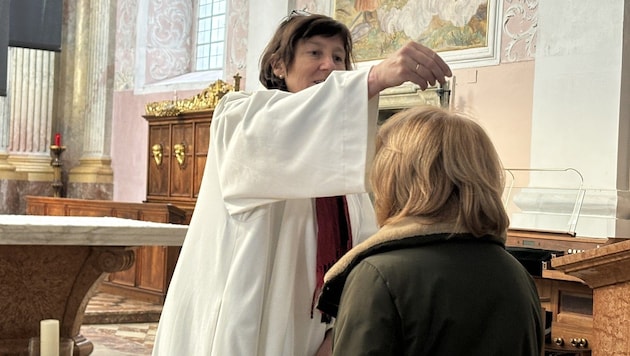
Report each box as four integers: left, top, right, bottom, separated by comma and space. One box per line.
152, 13, 451, 356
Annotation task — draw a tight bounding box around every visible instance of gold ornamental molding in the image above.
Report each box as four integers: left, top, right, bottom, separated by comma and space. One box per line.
145, 74, 241, 117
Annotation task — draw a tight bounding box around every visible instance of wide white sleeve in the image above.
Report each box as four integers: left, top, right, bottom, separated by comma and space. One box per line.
211, 69, 379, 214
347, 193, 378, 246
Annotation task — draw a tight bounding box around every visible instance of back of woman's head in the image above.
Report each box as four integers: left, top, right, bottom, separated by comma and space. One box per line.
259, 12, 354, 91
370, 106, 509, 239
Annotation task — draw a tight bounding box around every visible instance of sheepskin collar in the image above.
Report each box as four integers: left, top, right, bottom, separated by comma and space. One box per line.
316, 216, 506, 318
324, 216, 470, 282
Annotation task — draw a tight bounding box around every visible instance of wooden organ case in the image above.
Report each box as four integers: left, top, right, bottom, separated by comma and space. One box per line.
507, 229, 625, 355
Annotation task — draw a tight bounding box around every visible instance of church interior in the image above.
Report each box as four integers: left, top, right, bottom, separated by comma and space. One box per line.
1, 0, 630, 355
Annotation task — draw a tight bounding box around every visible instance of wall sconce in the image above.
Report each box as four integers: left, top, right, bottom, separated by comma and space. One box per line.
174, 143, 186, 168
152, 144, 163, 166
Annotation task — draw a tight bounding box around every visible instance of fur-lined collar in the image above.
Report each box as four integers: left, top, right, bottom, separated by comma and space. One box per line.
324, 216, 469, 283
317, 216, 506, 318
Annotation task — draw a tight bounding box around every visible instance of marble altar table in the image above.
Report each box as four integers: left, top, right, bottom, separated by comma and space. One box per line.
0, 215, 188, 356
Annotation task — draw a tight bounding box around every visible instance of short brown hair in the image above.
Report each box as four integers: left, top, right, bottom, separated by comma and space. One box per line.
370, 106, 509, 239
259, 13, 354, 91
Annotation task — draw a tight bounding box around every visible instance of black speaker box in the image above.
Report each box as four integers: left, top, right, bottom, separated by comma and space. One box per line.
0, 0, 8, 96
9, 0, 62, 51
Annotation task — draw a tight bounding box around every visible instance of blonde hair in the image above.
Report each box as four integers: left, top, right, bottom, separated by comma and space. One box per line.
370, 106, 509, 239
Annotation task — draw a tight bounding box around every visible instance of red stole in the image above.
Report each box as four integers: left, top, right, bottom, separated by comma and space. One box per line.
312, 196, 352, 320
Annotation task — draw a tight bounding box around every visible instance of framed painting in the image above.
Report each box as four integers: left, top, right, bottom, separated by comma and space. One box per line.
332, 0, 502, 69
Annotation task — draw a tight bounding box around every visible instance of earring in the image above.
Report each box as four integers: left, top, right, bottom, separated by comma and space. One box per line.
278, 74, 284, 79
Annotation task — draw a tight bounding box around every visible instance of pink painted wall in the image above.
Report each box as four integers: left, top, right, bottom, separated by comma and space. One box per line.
452, 61, 535, 169
111, 91, 149, 202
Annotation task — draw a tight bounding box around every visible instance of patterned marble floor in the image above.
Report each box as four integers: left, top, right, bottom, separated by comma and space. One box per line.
81, 293, 161, 355
81, 323, 157, 356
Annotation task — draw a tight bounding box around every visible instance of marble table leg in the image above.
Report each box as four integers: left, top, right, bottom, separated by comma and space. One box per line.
0, 245, 135, 356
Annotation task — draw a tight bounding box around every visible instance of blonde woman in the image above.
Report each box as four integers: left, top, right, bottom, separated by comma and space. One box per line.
318, 106, 544, 356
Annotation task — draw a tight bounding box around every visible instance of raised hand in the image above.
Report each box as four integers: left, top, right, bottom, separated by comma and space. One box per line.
367, 41, 452, 98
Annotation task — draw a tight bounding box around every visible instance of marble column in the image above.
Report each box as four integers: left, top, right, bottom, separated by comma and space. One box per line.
67, 0, 115, 197
0, 47, 57, 213
6, 47, 56, 181
0, 79, 19, 214
0, 63, 17, 214
0, 90, 12, 173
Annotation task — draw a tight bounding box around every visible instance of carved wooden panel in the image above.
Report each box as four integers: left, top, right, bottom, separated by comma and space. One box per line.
170, 122, 193, 198
194, 121, 210, 198
137, 245, 168, 292
107, 208, 142, 287
148, 125, 171, 197
144, 110, 213, 221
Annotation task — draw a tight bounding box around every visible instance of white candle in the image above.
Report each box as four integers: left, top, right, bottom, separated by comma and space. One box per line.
40, 319, 59, 356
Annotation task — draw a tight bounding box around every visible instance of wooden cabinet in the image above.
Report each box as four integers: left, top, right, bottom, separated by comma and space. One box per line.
505, 230, 626, 355
534, 277, 593, 355
550, 238, 630, 355
142, 78, 238, 221
26, 196, 186, 304
144, 110, 213, 222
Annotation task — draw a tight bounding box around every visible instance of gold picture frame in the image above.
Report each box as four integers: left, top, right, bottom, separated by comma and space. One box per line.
333, 0, 501, 68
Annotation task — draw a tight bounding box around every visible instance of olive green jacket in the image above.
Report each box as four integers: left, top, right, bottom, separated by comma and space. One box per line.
318, 217, 544, 356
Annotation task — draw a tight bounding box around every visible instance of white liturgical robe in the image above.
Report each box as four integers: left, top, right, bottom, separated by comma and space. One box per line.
152, 69, 379, 356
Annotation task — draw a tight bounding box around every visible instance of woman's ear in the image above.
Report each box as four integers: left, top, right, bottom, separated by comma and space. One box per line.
272, 60, 286, 79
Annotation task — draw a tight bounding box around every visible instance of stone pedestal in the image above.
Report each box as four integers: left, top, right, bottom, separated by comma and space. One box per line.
0, 246, 134, 356
0, 215, 187, 356
552, 239, 630, 355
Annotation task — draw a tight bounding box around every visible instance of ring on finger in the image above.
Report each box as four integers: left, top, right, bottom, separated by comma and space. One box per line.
415, 63, 420, 72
